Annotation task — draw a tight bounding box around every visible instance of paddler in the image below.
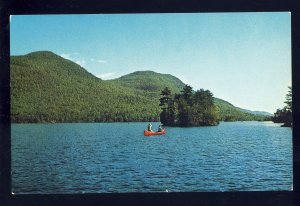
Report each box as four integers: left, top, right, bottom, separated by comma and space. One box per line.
147, 123, 153, 132
158, 124, 163, 132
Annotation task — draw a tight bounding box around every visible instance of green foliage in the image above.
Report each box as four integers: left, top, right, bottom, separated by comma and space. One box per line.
272, 87, 292, 127
11, 51, 159, 123
159, 87, 172, 108
284, 86, 292, 111
159, 87, 176, 125
159, 86, 219, 127
110, 71, 185, 98
181, 85, 193, 106
273, 107, 292, 125
11, 51, 271, 123
214, 98, 270, 121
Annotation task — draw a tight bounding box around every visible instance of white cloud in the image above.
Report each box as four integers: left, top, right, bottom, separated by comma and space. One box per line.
60, 53, 86, 67
90, 58, 107, 64
96, 72, 116, 79
75, 60, 86, 67
97, 59, 107, 64
60, 53, 73, 60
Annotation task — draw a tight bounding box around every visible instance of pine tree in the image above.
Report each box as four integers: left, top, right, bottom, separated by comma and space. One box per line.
159, 87, 172, 125
159, 85, 219, 127
272, 86, 292, 127
284, 86, 292, 112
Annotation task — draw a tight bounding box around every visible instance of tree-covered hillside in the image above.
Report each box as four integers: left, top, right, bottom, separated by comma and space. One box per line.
110, 71, 185, 97
214, 98, 269, 121
11, 51, 159, 122
10, 51, 270, 123
112, 72, 269, 122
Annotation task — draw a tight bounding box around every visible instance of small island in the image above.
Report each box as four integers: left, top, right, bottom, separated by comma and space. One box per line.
159, 85, 219, 127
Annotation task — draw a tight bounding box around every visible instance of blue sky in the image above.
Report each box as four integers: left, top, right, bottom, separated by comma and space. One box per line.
10, 13, 291, 113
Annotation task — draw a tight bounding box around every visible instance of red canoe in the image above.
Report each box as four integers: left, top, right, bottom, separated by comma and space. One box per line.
144, 129, 166, 136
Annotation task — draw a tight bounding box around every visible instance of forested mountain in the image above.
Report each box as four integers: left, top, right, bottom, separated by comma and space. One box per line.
11, 51, 159, 122
112, 72, 270, 121
214, 98, 271, 121
237, 109, 272, 116
10, 51, 270, 123
110, 71, 185, 97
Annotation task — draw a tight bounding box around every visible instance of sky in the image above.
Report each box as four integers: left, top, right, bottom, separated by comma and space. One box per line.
10, 13, 291, 113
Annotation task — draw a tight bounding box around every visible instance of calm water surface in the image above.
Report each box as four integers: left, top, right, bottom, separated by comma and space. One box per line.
11, 121, 292, 193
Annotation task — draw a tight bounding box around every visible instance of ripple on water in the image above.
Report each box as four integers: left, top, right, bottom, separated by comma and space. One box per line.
11, 122, 292, 193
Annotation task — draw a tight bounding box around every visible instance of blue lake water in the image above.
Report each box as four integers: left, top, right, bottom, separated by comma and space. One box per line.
11, 121, 292, 194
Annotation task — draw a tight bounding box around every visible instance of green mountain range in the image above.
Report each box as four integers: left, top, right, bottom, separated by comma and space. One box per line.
10, 51, 271, 123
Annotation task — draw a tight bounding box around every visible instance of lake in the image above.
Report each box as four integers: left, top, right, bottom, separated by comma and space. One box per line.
11, 121, 292, 194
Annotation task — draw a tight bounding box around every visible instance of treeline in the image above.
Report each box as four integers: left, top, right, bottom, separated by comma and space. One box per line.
11, 51, 272, 124
11, 113, 160, 123
159, 85, 219, 127
272, 86, 292, 127
11, 52, 161, 123
214, 98, 271, 122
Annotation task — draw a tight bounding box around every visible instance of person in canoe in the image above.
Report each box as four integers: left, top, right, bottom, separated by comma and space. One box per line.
158, 124, 163, 132
147, 123, 153, 132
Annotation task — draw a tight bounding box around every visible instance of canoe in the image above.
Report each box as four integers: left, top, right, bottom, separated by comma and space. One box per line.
144, 129, 166, 136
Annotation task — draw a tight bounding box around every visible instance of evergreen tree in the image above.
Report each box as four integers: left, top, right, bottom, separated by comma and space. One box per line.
167, 99, 176, 125
159, 87, 172, 108
160, 85, 219, 127
285, 86, 292, 111
181, 85, 193, 106
272, 86, 292, 127
159, 87, 172, 125
177, 96, 191, 127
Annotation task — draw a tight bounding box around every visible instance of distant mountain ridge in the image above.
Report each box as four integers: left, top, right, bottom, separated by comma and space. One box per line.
10, 51, 271, 123
237, 108, 273, 116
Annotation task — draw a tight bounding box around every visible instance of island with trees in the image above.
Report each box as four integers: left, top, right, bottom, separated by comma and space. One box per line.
159, 85, 219, 127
